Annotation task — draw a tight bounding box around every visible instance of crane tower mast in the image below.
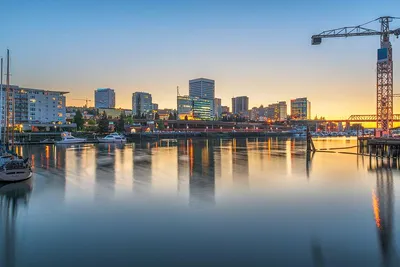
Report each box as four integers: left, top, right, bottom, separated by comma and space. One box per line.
312, 16, 400, 134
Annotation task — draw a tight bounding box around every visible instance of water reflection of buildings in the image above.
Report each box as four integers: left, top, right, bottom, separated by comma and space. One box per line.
369, 159, 398, 266
189, 140, 216, 208
177, 140, 190, 198
0, 180, 32, 267
133, 144, 152, 195
24, 145, 67, 200
232, 138, 249, 188
95, 144, 116, 197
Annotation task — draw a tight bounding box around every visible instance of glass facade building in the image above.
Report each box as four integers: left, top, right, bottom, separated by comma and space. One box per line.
189, 78, 215, 117
132, 92, 153, 117
95, 88, 115, 109
232, 96, 249, 115
177, 96, 193, 120
214, 98, 222, 119
177, 95, 212, 120
291, 97, 311, 120
193, 98, 212, 120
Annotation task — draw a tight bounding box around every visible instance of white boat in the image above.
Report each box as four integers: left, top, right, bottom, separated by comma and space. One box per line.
56, 132, 86, 144
294, 132, 307, 138
0, 157, 33, 182
98, 133, 126, 143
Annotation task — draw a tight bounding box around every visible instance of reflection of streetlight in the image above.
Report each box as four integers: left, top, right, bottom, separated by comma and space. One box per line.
54, 125, 57, 133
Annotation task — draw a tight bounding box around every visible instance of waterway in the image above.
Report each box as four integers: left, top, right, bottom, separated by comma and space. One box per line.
0, 137, 398, 266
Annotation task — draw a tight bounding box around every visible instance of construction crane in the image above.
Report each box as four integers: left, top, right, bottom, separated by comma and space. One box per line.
312, 16, 400, 135
73, 98, 92, 108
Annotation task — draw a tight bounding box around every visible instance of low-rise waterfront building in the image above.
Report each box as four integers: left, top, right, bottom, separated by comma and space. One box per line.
0, 85, 67, 125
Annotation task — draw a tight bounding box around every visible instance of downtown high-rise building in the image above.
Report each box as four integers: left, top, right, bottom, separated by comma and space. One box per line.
94, 88, 115, 109
291, 97, 311, 120
189, 78, 215, 116
214, 98, 222, 118
132, 92, 153, 118
278, 101, 287, 121
232, 96, 249, 115
177, 95, 212, 120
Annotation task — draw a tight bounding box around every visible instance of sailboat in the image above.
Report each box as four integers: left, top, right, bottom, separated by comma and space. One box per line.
0, 50, 32, 182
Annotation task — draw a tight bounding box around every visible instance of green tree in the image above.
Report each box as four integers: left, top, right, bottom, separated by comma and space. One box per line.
73, 110, 84, 130
117, 112, 126, 132
125, 116, 133, 125
154, 112, 160, 120
157, 120, 165, 130
168, 112, 173, 120
97, 111, 109, 133
173, 112, 177, 120
88, 119, 96, 125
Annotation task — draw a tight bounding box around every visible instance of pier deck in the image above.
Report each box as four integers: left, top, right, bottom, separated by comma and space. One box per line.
358, 137, 400, 157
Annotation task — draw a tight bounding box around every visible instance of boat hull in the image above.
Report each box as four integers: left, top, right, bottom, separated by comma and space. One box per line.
98, 139, 126, 143
0, 169, 33, 182
56, 139, 86, 144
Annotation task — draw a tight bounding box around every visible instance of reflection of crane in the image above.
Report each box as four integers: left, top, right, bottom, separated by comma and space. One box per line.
73, 98, 92, 108
368, 160, 399, 266
312, 16, 400, 134
374, 166, 396, 266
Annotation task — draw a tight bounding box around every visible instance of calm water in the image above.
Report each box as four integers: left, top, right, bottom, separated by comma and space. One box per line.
0, 137, 398, 266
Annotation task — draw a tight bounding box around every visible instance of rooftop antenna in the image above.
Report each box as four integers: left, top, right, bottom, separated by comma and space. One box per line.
177, 86, 180, 96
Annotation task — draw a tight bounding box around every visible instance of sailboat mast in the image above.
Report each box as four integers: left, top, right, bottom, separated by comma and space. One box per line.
5, 49, 10, 145
0, 57, 3, 144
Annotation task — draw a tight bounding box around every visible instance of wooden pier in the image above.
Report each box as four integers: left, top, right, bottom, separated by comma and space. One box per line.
358, 137, 400, 158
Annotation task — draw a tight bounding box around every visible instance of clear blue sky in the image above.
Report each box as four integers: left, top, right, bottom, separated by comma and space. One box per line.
2, 0, 400, 118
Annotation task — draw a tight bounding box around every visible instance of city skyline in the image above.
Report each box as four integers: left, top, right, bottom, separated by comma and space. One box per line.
3, 0, 400, 118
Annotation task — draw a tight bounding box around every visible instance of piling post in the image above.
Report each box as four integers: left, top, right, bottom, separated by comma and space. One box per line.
306, 126, 315, 152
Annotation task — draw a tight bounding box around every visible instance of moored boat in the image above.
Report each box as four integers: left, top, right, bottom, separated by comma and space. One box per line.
56, 132, 86, 144
0, 157, 32, 182
98, 133, 126, 143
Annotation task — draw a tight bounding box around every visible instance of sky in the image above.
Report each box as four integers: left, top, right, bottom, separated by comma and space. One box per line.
2, 0, 400, 119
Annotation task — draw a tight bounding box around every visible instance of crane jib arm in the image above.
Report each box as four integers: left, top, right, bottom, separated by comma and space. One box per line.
311, 27, 384, 45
